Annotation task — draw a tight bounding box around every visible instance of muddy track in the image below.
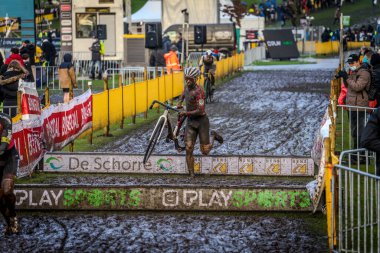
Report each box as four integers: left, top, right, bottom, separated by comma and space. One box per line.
97, 70, 332, 157
3, 69, 333, 251
0, 213, 327, 252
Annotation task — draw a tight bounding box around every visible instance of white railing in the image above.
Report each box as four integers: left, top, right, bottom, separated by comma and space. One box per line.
244, 46, 266, 66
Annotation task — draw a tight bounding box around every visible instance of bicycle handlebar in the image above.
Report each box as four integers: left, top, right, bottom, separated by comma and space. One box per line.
149, 100, 180, 112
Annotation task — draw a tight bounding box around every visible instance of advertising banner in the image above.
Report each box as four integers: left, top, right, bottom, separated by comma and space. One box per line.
263, 29, 300, 59
13, 118, 44, 178
43, 152, 314, 176
19, 80, 41, 120
42, 90, 92, 151
15, 185, 313, 211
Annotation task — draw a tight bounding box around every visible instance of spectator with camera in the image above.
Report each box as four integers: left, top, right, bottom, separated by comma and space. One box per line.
336, 54, 371, 149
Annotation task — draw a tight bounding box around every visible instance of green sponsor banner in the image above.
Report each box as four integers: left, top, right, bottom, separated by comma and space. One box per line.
15, 185, 312, 211
343, 16, 350, 27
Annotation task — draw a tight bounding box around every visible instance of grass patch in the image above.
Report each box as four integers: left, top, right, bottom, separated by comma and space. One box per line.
311, 0, 380, 29
252, 60, 316, 66
62, 110, 161, 152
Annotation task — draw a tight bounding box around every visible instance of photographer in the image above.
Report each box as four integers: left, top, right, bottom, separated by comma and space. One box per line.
336, 54, 371, 149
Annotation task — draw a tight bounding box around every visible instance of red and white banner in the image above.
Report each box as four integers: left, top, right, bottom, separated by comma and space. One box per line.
13, 117, 44, 178
42, 89, 92, 151
19, 80, 41, 120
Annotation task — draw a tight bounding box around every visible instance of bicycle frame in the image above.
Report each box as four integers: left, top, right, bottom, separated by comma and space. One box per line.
148, 100, 186, 152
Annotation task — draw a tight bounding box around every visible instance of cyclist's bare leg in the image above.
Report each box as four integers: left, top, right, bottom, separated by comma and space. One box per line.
185, 125, 198, 177
1, 174, 19, 234
186, 141, 195, 177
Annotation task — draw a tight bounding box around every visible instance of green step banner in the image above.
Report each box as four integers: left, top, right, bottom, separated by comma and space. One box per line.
15, 185, 313, 211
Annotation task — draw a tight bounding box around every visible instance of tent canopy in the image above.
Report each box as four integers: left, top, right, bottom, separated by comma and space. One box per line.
124, 0, 161, 23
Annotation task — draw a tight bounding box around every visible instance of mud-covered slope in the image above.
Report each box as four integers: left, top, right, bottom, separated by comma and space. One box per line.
97, 70, 332, 156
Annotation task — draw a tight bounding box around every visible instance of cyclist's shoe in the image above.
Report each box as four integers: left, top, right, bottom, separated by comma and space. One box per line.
4, 217, 20, 235
211, 131, 223, 144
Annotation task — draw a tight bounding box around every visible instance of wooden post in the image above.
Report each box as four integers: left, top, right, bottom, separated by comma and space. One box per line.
144, 66, 148, 119
88, 82, 93, 145
44, 87, 50, 107
119, 74, 124, 129
104, 77, 110, 136
132, 72, 136, 124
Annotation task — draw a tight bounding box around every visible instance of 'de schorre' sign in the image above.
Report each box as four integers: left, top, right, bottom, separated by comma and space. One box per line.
43, 153, 314, 176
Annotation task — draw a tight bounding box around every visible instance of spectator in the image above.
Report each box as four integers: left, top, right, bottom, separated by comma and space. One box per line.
360, 108, 380, 176
333, 6, 340, 25
21, 54, 34, 82
20, 40, 36, 80
0, 60, 28, 117
149, 49, 166, 67
321, 27, 331, 42
370, 53, 380, 104
4, 48, 24, 67
176, 32, 186, 61
164, 45, 180, 74
58, 54, 77, 103
0, 51, 3, 69
41, 39, 56, 66
336, 54, 371, 149
20, 40, 35, 66
162, 35, 172, 54
89, 37, 102, 80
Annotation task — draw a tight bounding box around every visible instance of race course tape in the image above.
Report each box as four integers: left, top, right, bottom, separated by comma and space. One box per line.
15, 185, 312, 211
43, 152, 314, 176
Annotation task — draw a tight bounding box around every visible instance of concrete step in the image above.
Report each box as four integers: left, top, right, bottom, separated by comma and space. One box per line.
15, 184, 312, 212
43, 152, 315, 176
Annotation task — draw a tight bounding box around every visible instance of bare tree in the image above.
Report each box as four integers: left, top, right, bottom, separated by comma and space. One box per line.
221, 0, 247, 27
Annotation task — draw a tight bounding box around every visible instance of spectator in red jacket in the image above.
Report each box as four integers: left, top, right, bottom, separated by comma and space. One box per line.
4, 48, 24, 67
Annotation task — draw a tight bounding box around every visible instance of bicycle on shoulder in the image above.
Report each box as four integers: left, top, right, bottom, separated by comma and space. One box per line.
143, 100, 187, 164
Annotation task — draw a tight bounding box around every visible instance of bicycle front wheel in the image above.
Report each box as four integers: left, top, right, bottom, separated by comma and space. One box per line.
143, 118, 165, 164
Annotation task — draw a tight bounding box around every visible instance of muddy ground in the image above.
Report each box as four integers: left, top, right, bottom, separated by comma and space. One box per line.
97, 70, 332, 156
4, 69, 333, 252
0, 212, 327, 252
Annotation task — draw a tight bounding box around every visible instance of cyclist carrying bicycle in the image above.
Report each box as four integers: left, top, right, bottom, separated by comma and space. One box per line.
199, 50, 217, 95
0, 113, 20, 235
177, 67, 223, 177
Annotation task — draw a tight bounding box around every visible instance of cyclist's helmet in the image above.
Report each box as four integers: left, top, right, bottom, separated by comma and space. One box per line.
184, 67, 200, 79
206, 50, 213, 56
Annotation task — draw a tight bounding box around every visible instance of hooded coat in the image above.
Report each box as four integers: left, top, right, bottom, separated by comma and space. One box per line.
59, 54, 76, 90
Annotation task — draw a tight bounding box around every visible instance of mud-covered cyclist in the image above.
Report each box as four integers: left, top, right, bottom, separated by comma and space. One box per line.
199, 50, 217, 94
0, 113, 20, 235
177, 67, 223, 177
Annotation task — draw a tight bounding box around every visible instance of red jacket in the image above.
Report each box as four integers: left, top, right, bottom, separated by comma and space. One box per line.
5, 54, 25, 66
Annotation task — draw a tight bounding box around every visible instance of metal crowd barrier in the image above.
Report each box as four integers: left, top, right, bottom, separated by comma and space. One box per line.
244, 46, 266, 65
104, 67, 166, 89
337, 105, 376, 151
331, 149, 380, 252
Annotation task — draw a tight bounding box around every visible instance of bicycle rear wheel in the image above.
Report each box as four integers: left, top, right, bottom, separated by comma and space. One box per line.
143, 118, 165, 164
204, 79, 210, 103
208, 79, 213, 103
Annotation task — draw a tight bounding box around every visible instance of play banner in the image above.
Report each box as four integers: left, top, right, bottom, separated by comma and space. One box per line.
13, 117, 44, 178
42, 89, 92, 151
19, 80, 41, 120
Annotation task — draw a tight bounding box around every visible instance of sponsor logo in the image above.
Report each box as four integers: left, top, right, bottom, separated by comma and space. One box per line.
45, 156, 63, 170
157, 158, 174, 172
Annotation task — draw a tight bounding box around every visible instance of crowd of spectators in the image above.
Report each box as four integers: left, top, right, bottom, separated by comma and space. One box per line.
244, 0, 338, 26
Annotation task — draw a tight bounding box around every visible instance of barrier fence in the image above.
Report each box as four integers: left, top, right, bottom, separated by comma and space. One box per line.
316, 41, 370, 55
321, 58, 380, 251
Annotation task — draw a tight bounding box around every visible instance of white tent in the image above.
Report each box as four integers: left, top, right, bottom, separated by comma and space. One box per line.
124, 0, 161, 23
